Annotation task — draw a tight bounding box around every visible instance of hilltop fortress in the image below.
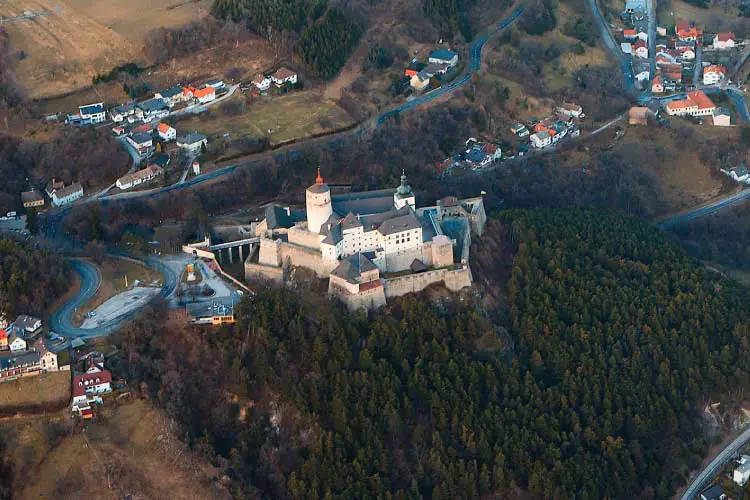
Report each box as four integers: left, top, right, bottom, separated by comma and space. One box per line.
246, 170, 486, 310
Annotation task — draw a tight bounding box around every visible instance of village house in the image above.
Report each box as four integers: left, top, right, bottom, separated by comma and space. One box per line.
8, 331, 26, 352
72, 370, 113, 406
712, 107, 731, 126
206, 78, 226, 91
14, 315, 41, 335
116, 165, 164, 191
192, 86, 216, 104
714, 32, 736, 49
0, 351, 41, 380
410, 72, 430, 91
127, 132, 154, 156
177, 131, 208, 153
726, 163, 750, 182
623, 28, 637, 40
0, 330, 8, 351
676, 21, 702, 41
734, 456, 750, 486
271, 67, 298, 87
676, 45, 696, 60
556, 103, 583, 118
530, 130, 552, 149
110, 102, 140, 122
78, 103, 106, 124
251, 74, 272, 92
651, 75, 664, 93
665, 90, 716, 117
700, 484, 727, 500
703, 64, 726, 85
157, 122, 176, 142
21, 190, 44, 209
51, 182, 83, 207
509, 122, 529, 137
155, 85, 187, 107
629, 106, 651, 126
138, 98, 169, 121
45, 179, 64, 198
633, 39, 649, 58
621, 43, 632, 55
429, 48, 459, 67
636, 31, 648, 41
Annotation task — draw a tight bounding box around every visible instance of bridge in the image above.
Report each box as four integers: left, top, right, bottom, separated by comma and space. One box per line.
208, 237, 260, 265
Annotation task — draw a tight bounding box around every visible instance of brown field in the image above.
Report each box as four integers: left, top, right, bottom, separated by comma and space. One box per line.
1, 0, 211, 98
15, 399, 231, 500
176, 91, 355, 146
73, 258, 161, 326
0, 371, 70, 409
658, 0, 739, 27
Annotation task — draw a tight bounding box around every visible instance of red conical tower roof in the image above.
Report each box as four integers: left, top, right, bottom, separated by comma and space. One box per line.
315, 167, 324, 185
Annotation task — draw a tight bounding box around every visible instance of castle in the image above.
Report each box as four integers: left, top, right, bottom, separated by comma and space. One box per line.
246, 170, 487, 310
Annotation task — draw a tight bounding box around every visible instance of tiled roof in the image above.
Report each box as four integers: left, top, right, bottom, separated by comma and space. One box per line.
73, 370, 112, 397
716, 32, 735, 41
193, 87, 215, 98
272, 67, 296, 80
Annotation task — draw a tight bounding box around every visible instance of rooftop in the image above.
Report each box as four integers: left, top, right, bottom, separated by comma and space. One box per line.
53, 182, 83, 199
79, 103, 104, 115
273, 67, 296, 80
129, 132, 153, 144
178, 131, 207, 144
430, 48, 457, 61
138, 98, 168, 112
377, 210, 421, 236
330, 253, 379, 284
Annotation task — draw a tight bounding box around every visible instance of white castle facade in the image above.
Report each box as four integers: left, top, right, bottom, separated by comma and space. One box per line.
247, 170, 487, 310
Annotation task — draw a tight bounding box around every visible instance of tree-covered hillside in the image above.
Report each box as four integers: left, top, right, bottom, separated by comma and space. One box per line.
0, 238, 68, 319
121, 210, 750, 498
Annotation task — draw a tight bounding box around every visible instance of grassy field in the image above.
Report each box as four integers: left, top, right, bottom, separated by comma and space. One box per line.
18, 399, 231, 500
657, 0, 739, 27
176, 91, 355, 146
1, 0, 210, 98
73, 258, 161, 326
0, 371, 70, 409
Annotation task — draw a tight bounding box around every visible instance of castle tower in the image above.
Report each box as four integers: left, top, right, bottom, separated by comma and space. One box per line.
393, 170, 415, 209
306, 168, 332, 234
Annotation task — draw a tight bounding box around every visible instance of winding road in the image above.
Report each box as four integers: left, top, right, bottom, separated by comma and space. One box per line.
44, 5, 528, 342
48, 256, 179, 345
680, 426, 750, 500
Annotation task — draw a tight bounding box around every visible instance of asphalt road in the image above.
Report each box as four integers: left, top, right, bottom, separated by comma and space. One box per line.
48, 256, 179, 345
658, 188, 750, 228
680, 426, 750, 500
587, 0, 636, 92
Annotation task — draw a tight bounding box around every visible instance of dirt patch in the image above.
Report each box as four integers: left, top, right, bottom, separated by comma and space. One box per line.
1, 0, 212, 98
17, 398, 230, 500
0, 371, 70, 410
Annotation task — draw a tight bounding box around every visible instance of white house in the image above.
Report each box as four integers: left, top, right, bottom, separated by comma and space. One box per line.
271, 67, 298, 87
714, 32, 736, 49
633, 40, 648, 59
157, 123, 176, 141
51, 182, 84, 207
110, 102, 138, 122
251, 74, 272, 92
206, 78, 225, 90
556, 103, 583, 118
8, 331, 26, 352
14, 315, 41, 334
712, 107, 731, 126
155, 86, 186, 107
703, 65, 726, 85
192, 86, 216, 104
138, 98, 169, 120
78, 103, 106, 124
177, 131, 208, 153
665, 90, 716, 117
116, 165, 163, 190
72, 371, 112, 405
127, 132, 154, 156
636, 31, 648, 41
621, 42, 632, 54
734, 456, 750, 486
428, 49, 459, 67
530, 130, 552, 149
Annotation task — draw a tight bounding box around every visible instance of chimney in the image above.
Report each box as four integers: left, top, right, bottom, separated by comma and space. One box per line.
285, 207, 290, 216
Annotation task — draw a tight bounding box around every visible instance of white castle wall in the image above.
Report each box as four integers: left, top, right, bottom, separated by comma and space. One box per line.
383, 266, 472, 298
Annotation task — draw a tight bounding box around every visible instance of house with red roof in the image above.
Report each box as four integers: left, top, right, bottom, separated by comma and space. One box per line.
157, 122, 176, 142
72, 370, 112, 405
651, 75, 664, 94
633, 39, 648, 59
714, 32, 736, 49
675, 21, 702, 41
665, 90, 715, 117
703, 64, 727, 85
192, 86, 216, 104
623, 29, 637, 40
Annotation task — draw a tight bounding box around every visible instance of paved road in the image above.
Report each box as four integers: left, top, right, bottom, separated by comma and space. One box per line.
646, 0, 656, 79
658, 188, 750, 228
48, 256, 179, 344
680, 426, 750, 500
693, 45, 703, 88
587, 0, 636, 92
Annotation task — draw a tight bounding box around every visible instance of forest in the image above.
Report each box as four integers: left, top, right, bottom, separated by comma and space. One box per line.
211, 0, 362, 79
0, 128, 130, 214
0, 238, 68, 319
117, 209, 750, 498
